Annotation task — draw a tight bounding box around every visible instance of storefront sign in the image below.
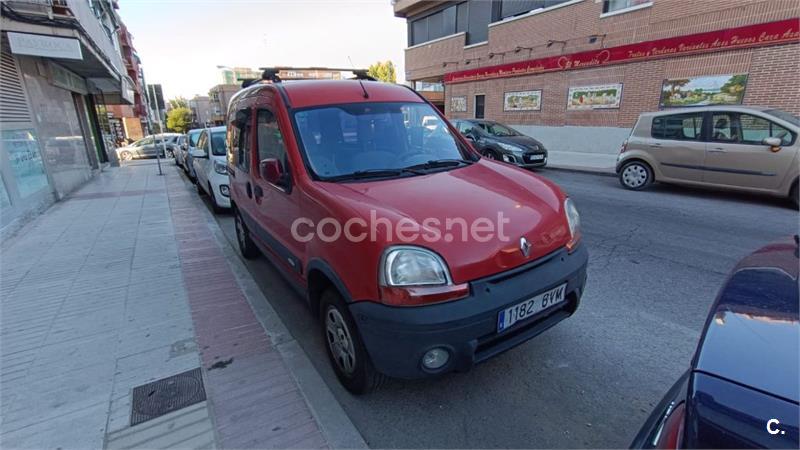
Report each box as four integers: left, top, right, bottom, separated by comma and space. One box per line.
450, 96, 467, 112
8, 32, 82, 60
504, 90, 542, 111
567, 84, 622, 110
444, 19, 799, 84
660, 74, 748, 107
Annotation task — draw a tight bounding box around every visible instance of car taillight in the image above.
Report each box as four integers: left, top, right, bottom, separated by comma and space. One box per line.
654, 402, 685, 449
619, 140, 629, 154
379, 283, 469, 306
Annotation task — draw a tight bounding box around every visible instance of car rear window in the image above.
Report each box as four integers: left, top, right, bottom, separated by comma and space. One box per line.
210, 131, 227, 156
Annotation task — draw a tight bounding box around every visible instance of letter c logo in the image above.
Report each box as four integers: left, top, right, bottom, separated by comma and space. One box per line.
767, 419, 782, 435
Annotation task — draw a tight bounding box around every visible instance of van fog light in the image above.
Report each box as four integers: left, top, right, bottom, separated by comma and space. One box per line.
422, 348, 450, 370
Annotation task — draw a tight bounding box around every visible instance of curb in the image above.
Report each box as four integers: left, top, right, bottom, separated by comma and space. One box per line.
186, 172, 368, 449
546, 164, 616, 177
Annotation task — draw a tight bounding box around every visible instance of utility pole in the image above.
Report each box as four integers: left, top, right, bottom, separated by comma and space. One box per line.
148, 84, 164, 176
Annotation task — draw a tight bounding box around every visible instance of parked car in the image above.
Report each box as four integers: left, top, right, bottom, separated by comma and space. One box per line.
173, 134, 188, 166
631, 236, 799, 449
453, 119, 548, 168
616, 106, 799, 206
116, 133, 183, 161
190, 126, 230, 213
226, 77, 588, 394
181, 128, 203, 180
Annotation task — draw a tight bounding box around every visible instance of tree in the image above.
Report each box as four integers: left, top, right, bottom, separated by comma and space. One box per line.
166, 107, 192, 133
367, 61, 397, 83
168, 97, 188, 109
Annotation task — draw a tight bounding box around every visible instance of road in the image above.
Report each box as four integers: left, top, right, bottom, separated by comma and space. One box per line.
203, 168, 797, 448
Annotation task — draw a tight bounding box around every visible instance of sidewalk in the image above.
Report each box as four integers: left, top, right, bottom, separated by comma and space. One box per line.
546, 150, 617, 175
0, 160, 364, 449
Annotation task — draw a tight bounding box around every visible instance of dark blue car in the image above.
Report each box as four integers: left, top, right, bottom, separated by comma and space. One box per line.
631, 237, 799, 449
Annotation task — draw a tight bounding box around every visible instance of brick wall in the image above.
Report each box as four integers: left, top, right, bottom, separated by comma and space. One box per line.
409, 0, 799, 127
446, 43, 799, 127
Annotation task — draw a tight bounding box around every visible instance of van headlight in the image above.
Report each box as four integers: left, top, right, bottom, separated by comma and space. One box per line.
564, 198, 581, 251
380, 246, 451, 286
213, 160, 227, 175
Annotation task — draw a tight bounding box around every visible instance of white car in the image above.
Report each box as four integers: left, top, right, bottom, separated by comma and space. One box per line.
190, 126, 230, 212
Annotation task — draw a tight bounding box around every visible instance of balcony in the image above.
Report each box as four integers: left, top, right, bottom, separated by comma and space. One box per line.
393, 0, 437, 18
1, 0, 130, 104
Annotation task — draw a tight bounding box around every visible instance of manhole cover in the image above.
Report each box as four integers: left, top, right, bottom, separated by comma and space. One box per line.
130, 368, 206, 426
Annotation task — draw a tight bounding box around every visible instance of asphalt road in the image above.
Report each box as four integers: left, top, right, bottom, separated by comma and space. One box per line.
205, 169, 797, 448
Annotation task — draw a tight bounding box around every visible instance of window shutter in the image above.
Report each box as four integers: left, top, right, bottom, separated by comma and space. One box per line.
0, 44, 32, 123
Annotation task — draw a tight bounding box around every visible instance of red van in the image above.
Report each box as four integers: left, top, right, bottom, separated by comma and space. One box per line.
226, 72, 588, 394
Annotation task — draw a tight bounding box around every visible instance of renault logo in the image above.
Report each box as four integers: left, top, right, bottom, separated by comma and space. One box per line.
520, 237, 532, 257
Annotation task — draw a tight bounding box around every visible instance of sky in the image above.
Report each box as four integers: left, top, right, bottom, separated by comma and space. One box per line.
118, 0, 408, 100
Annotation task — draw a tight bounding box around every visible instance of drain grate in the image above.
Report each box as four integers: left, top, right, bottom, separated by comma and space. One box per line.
130, 368, 207, 426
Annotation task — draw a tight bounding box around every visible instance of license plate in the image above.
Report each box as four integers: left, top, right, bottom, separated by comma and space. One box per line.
527, 154, 545, 161
497, 284, 566, 333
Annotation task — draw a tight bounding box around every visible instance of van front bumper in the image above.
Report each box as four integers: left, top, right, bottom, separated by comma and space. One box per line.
349, 244, 588, 380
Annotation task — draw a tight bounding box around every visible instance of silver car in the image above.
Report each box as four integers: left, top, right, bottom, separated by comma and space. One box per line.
616, 106, 799, 206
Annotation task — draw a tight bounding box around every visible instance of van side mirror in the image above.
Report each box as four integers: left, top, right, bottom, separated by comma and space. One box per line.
763, 137, 782, 152
260, 158, 285, 186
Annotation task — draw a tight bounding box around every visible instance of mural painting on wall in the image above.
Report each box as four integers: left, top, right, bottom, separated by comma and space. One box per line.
567, 84, 623, 110
660, 74, 748, 107
504, 90, 542, 111
450, 96, 467, 112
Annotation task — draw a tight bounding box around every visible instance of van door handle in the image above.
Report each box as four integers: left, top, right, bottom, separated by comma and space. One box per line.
649, 143, 661, 148
246, 182, 252, 198
708, 147, 727, 153
253, 185, 263, 198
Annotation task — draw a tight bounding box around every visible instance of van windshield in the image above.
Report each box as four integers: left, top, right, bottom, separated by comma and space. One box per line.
293, 102, 470, 180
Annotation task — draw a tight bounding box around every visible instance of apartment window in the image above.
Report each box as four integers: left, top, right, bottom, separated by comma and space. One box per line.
466, 0, 492, 44
500, 0, 573, 19
410, 4, 460, 46
603, 0, 651, 14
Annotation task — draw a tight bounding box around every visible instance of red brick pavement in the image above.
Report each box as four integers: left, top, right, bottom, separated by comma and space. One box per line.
165, 172, 328, 449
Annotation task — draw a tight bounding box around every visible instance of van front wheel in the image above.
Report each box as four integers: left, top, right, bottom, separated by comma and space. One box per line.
320, 289, 385, 395
619, 161, 653, 190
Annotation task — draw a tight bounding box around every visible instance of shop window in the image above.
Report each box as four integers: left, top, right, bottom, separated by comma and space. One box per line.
603, 0, 651, 14
0, 130, 49, 198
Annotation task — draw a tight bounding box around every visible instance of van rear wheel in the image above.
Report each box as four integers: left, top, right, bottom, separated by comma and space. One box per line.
619, 161, 653, 190
320, 289, 385, 395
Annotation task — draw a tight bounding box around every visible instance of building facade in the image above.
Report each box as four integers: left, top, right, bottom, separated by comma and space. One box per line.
1, 0, 133, 235
188, 95, 212, 128
208, 84, 241, 125
395, 0, 800, 153
106, 21, 151, 143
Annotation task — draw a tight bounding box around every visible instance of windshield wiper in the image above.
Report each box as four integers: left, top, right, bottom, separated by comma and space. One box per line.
323, 168, 423, 182
402, 159, 474, 171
